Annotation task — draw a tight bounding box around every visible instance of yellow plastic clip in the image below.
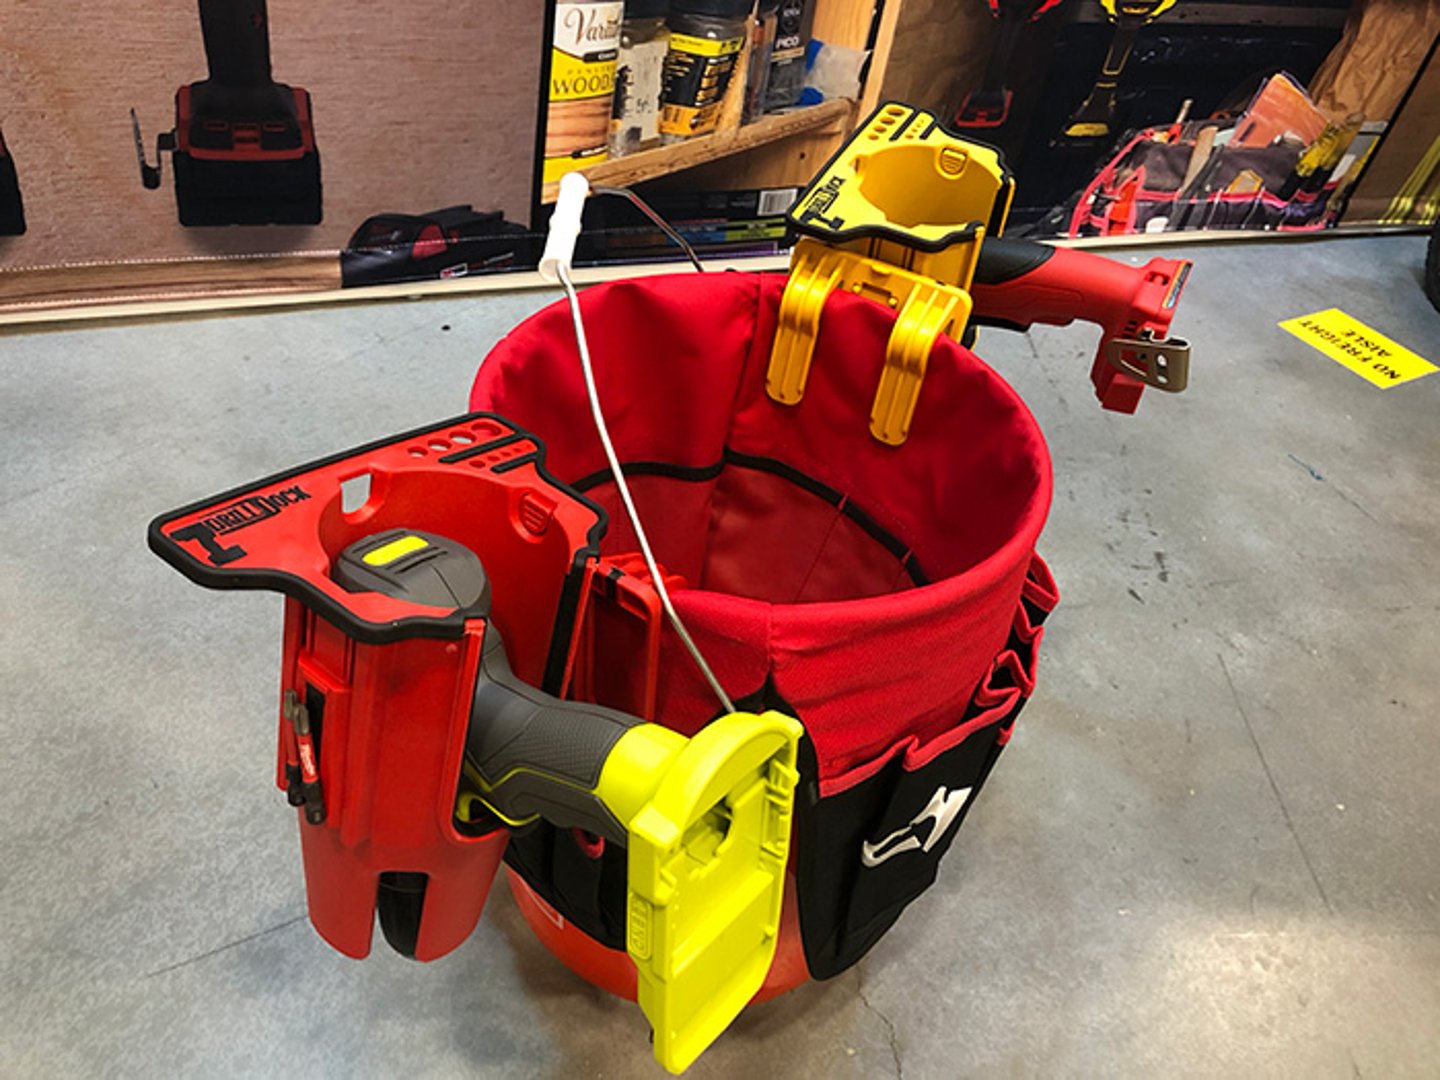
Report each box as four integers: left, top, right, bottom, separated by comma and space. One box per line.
767, 102, 1013, 445
617, 710, 801, 1074
875, 276, 970, 445
767, 240, 848, 405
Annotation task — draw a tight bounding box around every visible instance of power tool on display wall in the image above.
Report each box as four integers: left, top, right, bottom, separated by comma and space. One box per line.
131, 0, 321, 226
0, 128, 24, 235
952, 0, 1069, 131
1062, 0, 1178, 141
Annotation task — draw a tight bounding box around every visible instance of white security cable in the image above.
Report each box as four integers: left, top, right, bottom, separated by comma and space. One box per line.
543, 174, 735, 716
590, 184, 705, 273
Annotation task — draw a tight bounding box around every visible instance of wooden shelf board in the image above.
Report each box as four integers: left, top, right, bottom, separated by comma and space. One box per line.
0, 223, 1420, 330
0, 255, 341, 316
544, 99, 854, 200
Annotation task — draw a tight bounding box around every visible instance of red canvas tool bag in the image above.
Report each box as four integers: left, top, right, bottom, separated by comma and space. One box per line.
470, 270, 1057, 990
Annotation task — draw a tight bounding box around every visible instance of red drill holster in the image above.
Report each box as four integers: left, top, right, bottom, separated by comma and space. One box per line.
150, 414, 608, 960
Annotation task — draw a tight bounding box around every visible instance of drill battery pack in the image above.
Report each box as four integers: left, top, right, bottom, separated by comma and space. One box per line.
135, 0, 322, 227
170, 82, 321, 227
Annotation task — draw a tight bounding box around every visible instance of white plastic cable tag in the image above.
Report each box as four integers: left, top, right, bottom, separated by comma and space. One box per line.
539, 171, 591, 283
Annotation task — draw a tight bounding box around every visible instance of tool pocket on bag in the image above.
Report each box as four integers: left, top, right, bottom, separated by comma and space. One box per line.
794, 556, 1056, 979
503, 821, 630, 950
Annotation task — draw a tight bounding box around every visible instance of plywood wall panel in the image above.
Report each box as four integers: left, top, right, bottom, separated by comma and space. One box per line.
0, 1, 544, 270
1343, 41, 1440, 225
876, 0, 994, 119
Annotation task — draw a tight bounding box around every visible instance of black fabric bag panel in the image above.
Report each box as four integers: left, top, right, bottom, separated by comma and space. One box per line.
1281, 188, 1330, 229
1191, 196, 1283, 231
794, 559, 1054, 980
505, 563, 1055, 981
1183, 143, 1300, 199
503, 823, 629, 950
794, 708, 1016, 980
1115, 139, 1194, 193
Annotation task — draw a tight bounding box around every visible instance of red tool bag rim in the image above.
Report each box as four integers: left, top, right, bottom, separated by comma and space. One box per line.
472, 271, 1053, 780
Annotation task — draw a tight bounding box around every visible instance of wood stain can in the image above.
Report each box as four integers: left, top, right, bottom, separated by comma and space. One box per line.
660, 0, 750, 142
545, 1, 624, 189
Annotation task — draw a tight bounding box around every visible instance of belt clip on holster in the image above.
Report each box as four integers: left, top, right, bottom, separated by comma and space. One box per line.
131, 0, 321, 226
768, 103, 1015, 446
149, 413, 801, 1075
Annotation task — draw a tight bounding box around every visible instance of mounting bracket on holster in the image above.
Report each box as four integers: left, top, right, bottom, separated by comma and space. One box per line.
768, 102, 1014, 446
771, 102, 1194, 427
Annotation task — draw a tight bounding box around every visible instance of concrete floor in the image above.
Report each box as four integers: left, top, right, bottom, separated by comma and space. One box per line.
2, 234, 1438, 1078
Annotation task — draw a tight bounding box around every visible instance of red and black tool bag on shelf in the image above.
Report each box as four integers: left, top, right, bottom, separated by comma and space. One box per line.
1069, 123, 1340, 236
469, 271, 1057, 982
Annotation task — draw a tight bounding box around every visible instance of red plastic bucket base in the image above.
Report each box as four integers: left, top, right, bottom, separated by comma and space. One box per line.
505, 866, 811, 1002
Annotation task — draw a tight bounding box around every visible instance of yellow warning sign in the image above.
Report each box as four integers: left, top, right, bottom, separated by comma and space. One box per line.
1279, 309, 1436, 389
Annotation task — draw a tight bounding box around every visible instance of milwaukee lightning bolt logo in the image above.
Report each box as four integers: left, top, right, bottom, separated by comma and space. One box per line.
861, 785, 973, 868
170, 485, 311, 566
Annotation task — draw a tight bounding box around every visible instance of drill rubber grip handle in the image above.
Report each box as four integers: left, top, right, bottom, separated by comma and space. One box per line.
465, 625, 641, 842
972, 236, 1057, 292
971, 238, 1087, 332
199, 0, 274, 88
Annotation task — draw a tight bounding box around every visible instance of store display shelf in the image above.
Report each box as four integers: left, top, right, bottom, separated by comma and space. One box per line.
543, 99, 854, 201
0, 255, 341, 317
